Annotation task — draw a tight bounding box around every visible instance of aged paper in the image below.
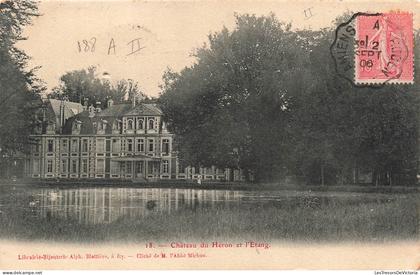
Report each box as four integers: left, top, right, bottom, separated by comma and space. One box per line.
0, 0, 419, 271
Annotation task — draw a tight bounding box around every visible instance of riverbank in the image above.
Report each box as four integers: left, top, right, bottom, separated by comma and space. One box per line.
1, 178, 419, 194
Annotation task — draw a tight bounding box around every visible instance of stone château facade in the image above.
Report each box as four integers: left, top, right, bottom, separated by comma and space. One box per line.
25, 98, 243, 182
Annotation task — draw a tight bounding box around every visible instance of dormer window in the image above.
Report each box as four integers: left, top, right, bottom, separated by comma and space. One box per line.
100, 119, 108, 130
148, 118, 155, 130
46, 122, 55, 133
137, 118, 144, 130
72, 120, 82, 134
127, 119, 134, 130
74, 120, 82, 131
114, 120, 122, 130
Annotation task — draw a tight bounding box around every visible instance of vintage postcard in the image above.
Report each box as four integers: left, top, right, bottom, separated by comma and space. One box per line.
0, 0, 419, 272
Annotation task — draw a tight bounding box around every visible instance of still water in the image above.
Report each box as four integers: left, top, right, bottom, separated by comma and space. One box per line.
27, 188, 242, 225
0, 185, 418, 242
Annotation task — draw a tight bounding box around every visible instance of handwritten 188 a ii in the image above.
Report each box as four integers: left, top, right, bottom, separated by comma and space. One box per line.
77, 37, 145, 56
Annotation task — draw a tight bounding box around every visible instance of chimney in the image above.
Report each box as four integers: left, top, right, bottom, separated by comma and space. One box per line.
96, 101, 102, 113
107, 98, 114, 108
59, 99, 65, 133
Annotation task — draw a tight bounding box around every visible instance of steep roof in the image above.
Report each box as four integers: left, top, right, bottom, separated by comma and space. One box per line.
42, 99, 84, 133
62, 111, 95, 135
48, 99, 84, 119
61, 102, 164, 135
96, 103, 132, 117
96, 103, 162, 117
124, 103, 163, 116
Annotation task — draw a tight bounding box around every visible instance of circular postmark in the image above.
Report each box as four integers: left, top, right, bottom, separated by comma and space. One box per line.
330, 12, 413, 87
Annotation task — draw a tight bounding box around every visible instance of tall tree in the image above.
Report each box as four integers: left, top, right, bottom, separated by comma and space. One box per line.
159, 14, 309, 181
114, 79, 152, 103
0, 0, 43, 156
48, 67, 149, 107
288, 19, 420, 186
160, 13, 420, 185
49, 66, 122, 106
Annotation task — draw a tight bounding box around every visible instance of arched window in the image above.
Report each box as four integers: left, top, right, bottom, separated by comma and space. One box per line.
148, 119, 154, 130
127, 119, 133, 130
138, 119, 144, 130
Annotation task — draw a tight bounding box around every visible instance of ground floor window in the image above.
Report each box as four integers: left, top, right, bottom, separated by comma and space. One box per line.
111, 161, 119, 174
61, 159, 68, 173
148, 162, 153, 174
126, 161, 132, 174
47, 159, 53, 173
96, 159, 105, 173
147, 162, 159, 174
81, 159, 88, 173
162, 160, 169, 173
71, 159, 77, 173
136, 161, 143, 174
33, 159, 40, 173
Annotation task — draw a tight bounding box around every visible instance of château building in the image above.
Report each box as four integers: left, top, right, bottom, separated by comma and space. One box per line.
25, 98, 243, 182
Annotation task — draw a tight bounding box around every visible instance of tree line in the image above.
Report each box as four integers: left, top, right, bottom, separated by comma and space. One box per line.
1, 1, 419, 185
47, 66, 155, 108
159, 14, 420, 185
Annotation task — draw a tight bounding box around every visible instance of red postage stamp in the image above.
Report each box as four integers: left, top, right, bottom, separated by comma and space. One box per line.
355, 12, 414, 84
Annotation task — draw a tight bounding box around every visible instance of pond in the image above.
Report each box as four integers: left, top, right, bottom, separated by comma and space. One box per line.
0, 184, 418, 243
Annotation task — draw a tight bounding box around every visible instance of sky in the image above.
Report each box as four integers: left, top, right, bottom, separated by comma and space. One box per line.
18, 0, 420, 97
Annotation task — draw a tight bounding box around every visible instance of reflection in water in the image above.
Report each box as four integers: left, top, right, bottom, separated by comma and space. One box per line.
36, 188, 241, 225
1, 186, 417, 242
